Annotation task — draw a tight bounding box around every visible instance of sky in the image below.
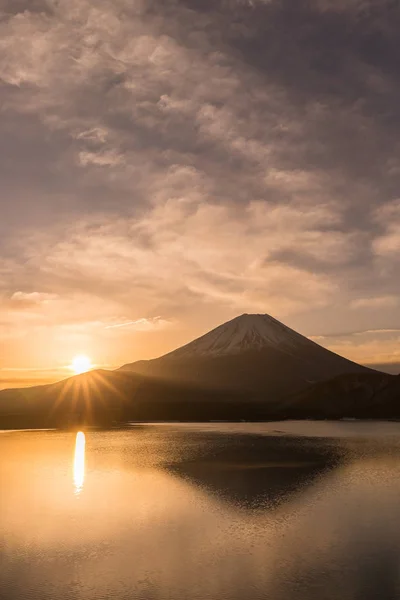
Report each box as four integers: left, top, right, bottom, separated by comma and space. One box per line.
1, 0, 400, 388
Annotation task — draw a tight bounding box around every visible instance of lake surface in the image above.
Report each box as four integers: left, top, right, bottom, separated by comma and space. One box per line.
2, 422, 400, 600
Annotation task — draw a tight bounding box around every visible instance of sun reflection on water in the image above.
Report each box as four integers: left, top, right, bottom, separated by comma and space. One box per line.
73, 431, 85, 495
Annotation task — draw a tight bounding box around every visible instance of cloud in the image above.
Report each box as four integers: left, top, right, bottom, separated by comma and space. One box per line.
326, 336, 400, 368
10, 291, 57, 304
350, 296, 399, 309
314, 0, 370, 11
310, 325, 400, 369
373, 200, 400, 258
105, 317, 171, 330
5, 291, 58, 311
78, 150, 125, 167
12, 197, 347, 317
355, 329, 400, 335
74, 127, 109, 143
311, 328, 400, 340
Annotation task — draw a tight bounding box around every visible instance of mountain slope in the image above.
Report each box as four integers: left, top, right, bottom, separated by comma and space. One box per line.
120, 313, 374, 399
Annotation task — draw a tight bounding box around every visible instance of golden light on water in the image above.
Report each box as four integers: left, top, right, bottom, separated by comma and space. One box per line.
73, 431, 86, 494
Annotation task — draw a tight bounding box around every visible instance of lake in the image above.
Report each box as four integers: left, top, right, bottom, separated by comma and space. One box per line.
2, 422, 400, 599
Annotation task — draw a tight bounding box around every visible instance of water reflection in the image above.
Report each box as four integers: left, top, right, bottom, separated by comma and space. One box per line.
166, 433, 337, 508
73, 431, 85, 494
2, 425, 400, 600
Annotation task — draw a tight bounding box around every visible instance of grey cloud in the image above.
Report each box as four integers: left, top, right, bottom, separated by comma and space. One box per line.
351, 296, 399, 309
179, 0, 400, 202
311, 328, 400, 340
372, 199, 400, 257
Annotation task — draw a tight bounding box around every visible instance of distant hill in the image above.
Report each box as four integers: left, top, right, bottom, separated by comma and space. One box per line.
285, 372, 400, 419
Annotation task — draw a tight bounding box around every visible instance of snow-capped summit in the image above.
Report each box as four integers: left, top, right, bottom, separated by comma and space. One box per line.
165, 313, 312, 358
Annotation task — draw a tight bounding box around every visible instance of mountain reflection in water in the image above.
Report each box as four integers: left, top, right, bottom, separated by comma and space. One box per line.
164, 432, 337, 508
1, 423, 400, 600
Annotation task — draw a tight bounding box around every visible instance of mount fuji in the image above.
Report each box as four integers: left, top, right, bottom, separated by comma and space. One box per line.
120, 313, 373, 400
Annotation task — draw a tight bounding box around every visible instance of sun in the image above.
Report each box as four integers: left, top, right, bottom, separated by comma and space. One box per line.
70, 354, 93, 375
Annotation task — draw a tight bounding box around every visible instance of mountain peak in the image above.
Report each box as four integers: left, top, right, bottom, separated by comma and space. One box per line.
164, 313, 312, 359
